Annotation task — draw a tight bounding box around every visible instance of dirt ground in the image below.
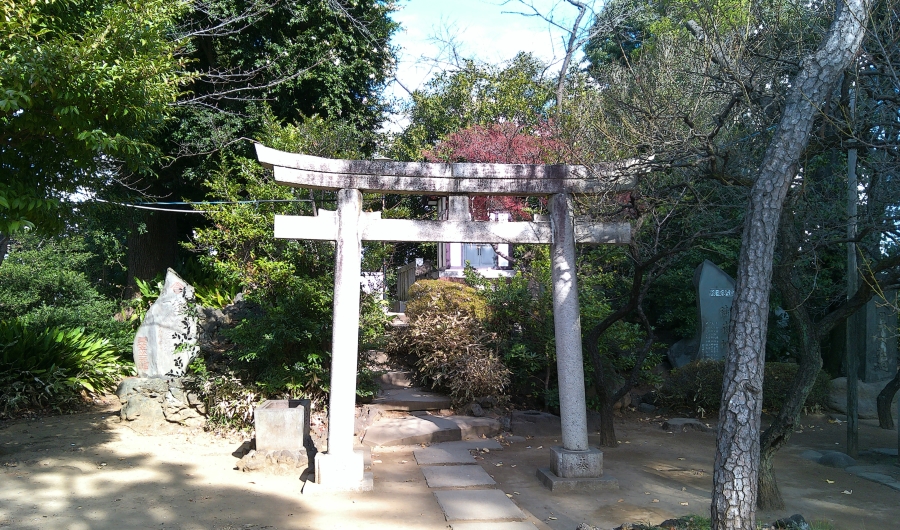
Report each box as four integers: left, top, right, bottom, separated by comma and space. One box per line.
1, 398, 898, 530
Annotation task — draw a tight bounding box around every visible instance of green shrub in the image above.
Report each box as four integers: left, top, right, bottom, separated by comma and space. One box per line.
391, 279, 508, 405
0, 233, 133, 353
659, 360, 831, 415
406, 280, 489, 321
0, 320, 133, 414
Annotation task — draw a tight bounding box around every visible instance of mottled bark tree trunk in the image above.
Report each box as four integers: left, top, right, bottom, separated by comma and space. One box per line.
877, 370, 900, 429
711, 2, 868, 528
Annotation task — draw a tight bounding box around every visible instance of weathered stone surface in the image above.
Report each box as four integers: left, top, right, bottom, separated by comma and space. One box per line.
817, 451, 856, 469
257, 144, 638, 196
661, 418, 711, 432
510, 410, 561, 437
828, 377, 898, 419
434, 489, 526, 521
254, 399, 311, 453
117, 377, 207, 433
550, 445, 603, 479
236, 448, 309, 475
420, 464, 496, 488
667, 261, 735, 368
461, 402, 485, 417
858, 290, 898, 383
769, 514, 810, 530
133, 269, 199, 378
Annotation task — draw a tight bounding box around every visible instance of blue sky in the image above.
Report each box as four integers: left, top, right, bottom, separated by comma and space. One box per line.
388, 0, 586, 94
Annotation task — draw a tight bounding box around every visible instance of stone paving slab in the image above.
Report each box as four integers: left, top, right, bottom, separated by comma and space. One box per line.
371, 388, 452, 411
436, 440, 503, 450
422, 465, 496, 488
363, 415, 502, 447
450, 523, 538, 530
434, 490, 526, 522
415, 445, 476, 465
364, 415, 462, 447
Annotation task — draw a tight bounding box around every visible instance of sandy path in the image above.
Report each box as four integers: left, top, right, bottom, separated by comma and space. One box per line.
1, 398, 898, 530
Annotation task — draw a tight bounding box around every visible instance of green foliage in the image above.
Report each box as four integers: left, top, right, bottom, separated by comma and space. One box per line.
0, 231, 134, 353
0, 0, 191, 233
388, 279, 508, 405
388, 311, 510, 406
465, 261, 556, 407
405, 280, 489, 322
0, 319, 133, 414
659, 360, 831, 415
390, 53, 555, 161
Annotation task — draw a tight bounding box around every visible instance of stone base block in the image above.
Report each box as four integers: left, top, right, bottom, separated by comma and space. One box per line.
302, 472, 374, 494
550, 445, 603, 478
536, 467, 618, 492
255, 399, 310, 453
314, 450, 366, 489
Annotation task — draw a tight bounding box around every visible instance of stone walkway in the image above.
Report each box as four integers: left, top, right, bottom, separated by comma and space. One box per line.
413, 440, 539, 530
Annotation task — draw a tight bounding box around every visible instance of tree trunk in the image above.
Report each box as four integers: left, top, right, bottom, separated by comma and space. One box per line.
126, 210, 179, 297
0, 233, 8, 269
877, 369, 900, 429
711, 3, 868, 529
757, 448, 783, 510
597, 400, 617, 447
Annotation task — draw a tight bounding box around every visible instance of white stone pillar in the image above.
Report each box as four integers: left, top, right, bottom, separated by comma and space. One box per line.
550, 192, 589, 452
314, 188, 370, 490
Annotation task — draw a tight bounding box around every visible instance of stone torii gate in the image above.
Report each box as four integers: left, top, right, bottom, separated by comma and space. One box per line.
255, 144, 636, 491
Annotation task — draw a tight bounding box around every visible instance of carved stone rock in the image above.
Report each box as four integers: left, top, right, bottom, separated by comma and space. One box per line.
133, 269, 199, 378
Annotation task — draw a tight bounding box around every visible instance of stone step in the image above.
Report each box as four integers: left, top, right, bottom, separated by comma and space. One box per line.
371, 387, 452, 411
378, 371, 413, 389
362, 414, 501, 447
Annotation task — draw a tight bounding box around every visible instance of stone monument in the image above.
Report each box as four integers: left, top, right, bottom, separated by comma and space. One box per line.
668, 260, 735, 368
859, 289, 898, 383
133, 268, 199, 378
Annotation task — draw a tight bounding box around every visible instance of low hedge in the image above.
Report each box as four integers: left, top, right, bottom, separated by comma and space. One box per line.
405, 280, 488, 322
659, 360, 831, 415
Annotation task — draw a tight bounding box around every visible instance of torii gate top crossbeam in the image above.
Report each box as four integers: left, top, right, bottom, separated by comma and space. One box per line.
256, 144, 637, 196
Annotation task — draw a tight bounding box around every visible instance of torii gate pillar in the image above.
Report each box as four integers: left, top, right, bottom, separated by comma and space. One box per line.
313, 189, 372, 491
538, 193, 609, 490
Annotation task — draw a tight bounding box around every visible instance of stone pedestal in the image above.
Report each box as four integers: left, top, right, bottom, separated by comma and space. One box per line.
550, 446, 603, 478
309, 450, 373, 492
255, 399, 310, 453
536, 446, 618, 492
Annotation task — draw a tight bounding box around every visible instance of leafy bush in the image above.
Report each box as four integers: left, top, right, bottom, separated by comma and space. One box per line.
0, 320, 133, 414
389, 311, 509, 406
659, 360, 831, 416
388, 279, 509, 405
0, 233, 135, 353
406, 280, 489, 321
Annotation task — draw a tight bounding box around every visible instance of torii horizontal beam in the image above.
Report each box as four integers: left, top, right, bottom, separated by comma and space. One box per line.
256, 144, 639, 196
274, 212, 630, 245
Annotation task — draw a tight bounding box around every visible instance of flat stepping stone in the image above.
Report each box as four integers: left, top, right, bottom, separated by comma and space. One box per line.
371, 387, 452, 411
415, 441, 503, 465
422, 465, 496, 487
871, 447, 900, 457
363, 415, 501, 447
434, 489, 525, 522
855, 472, 898, 484
451, 523, 538, 530
415, 445, 477, 465
378, 371, 413, 389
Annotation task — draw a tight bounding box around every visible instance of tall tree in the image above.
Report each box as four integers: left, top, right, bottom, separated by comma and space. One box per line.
0, 0, 190, 265
122, 0, 399, 292
711, 1, 870, 527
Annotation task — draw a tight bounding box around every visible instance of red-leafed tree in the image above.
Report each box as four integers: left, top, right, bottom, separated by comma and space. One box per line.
422, 122, 564, 221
